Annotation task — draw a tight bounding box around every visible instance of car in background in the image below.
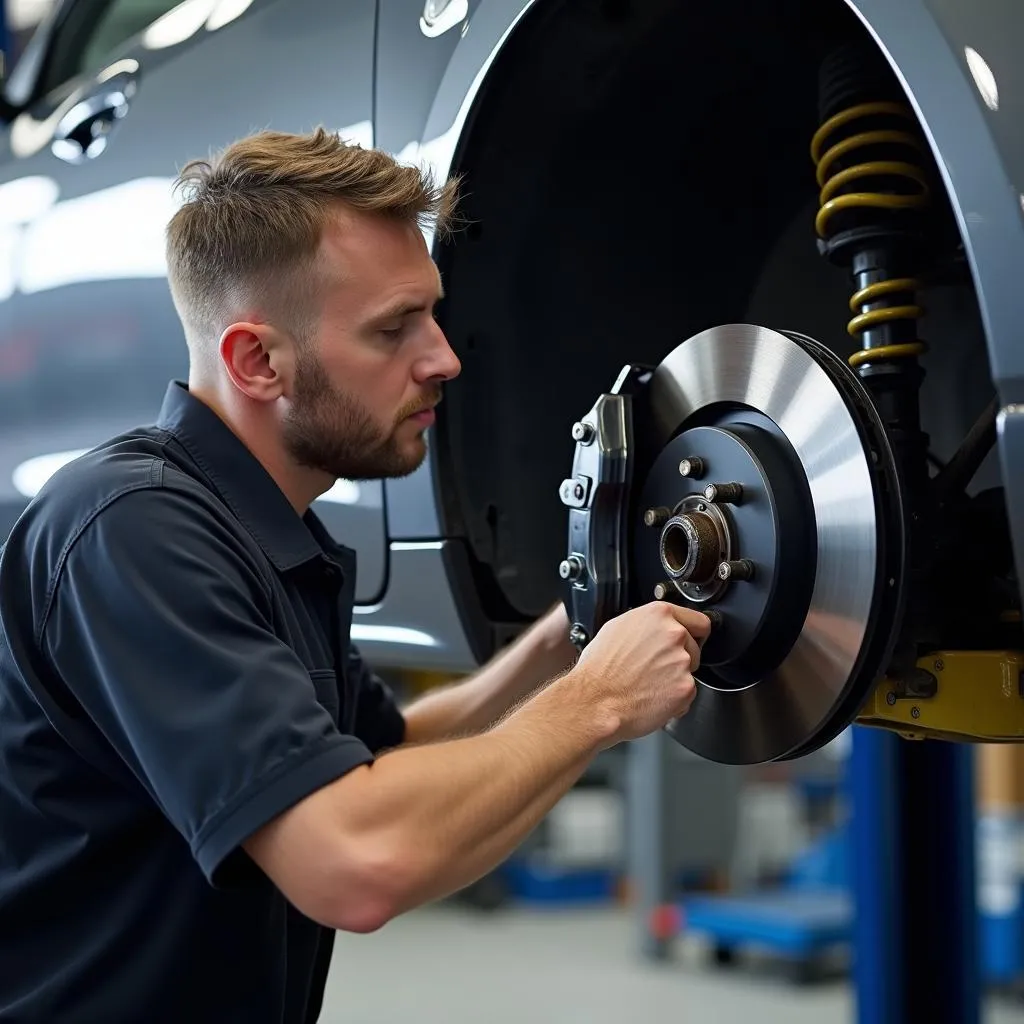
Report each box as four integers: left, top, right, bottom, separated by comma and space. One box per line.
0, 0, 1021, 693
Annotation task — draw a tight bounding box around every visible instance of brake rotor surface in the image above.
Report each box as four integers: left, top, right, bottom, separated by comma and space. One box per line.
632, 324, 905, 764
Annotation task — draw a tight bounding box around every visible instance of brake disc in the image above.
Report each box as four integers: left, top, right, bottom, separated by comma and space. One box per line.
559, 324, 906, 765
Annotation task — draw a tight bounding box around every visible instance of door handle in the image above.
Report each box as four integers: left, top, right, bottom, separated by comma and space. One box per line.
51, 70, 138, 164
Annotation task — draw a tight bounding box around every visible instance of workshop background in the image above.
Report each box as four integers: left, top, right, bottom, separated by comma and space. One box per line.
0, 1, 1022, 1022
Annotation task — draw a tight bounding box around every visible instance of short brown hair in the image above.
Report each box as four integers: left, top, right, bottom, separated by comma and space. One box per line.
165, 126, 461, 368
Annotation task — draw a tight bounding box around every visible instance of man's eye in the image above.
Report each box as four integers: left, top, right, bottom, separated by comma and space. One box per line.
381, 325, 403, 338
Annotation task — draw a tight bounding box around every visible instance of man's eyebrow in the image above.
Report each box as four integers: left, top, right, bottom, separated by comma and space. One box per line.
369, 287, 445, 323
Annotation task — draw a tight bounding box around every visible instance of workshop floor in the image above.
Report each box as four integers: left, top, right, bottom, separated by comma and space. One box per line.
324, 903, 1024, 1023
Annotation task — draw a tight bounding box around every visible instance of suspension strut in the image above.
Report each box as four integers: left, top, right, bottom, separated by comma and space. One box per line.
811, 42, 943, 671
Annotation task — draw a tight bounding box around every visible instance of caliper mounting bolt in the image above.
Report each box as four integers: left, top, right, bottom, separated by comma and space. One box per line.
653, 581, 672, 600
678, 457, 705, 478
643, 506, 671, 528
704, 482, 743, 504
571, 421, 595, 444
718, 558, 754, 582
703, 609, 723, 629
568, 623, 589, 647
559, 555, 585, 581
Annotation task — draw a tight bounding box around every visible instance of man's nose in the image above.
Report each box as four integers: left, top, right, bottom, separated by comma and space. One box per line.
420, 322, 462, 382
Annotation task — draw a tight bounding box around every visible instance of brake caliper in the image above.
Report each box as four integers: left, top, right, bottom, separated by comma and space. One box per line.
558, 364, 651, 651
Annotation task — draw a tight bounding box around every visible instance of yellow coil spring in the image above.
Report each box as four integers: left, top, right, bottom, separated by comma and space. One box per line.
810, 101, 930, 368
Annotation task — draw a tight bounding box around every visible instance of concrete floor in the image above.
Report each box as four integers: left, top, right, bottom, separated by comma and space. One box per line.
324, 903, 1024, 1023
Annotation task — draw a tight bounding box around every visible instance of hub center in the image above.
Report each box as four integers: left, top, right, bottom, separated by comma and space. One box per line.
632, 419, 816, 677
655, 498, 733, 602
660, 520, 690, 574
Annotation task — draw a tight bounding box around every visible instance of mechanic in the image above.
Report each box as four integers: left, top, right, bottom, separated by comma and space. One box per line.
0, 127, 711, 1022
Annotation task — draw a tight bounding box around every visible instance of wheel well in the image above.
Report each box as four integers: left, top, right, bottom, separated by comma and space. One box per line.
432, 0, 997, 624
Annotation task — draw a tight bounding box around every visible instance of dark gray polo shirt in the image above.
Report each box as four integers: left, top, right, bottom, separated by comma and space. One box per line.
0, 380, 406, 1023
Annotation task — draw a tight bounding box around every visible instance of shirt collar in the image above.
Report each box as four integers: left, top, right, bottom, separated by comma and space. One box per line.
156, 380, 348, 574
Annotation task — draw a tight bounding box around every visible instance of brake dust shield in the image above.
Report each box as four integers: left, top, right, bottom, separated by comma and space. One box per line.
558, 324, 906, 764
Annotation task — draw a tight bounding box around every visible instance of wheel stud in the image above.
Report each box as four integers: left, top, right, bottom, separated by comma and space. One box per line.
704, 482, 743, 504
717, 558, 754, 582
644, 506, 671, 528
678, 457, 705, 478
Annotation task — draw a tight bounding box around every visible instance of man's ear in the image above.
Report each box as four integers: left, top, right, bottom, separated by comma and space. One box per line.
220, 321, 294, 403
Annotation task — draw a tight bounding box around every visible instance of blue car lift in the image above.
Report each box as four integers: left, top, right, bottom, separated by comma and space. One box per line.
850, 727, 979, 1024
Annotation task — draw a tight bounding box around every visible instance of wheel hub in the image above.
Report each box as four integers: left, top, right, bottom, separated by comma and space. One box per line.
559, 324, 906, 764
655, 494, 732, 598
635, 420, 820, 682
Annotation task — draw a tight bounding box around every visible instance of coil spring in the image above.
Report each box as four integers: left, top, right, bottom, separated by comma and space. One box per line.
810, 100, 931, 369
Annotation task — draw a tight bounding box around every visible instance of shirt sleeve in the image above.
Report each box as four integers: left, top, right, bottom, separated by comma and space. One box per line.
348, 644, 406, 753
40, 481, 375, 889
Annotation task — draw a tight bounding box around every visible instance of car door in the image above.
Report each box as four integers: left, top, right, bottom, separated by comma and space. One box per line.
0, 0, 388, 604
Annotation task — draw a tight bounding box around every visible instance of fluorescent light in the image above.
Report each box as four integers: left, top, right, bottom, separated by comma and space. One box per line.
18, 177, 178, 294
0, 227, 18, 302
349, 624, 439, 647
0, 175, 59, 228
206, 0, 254, 31
143, 0, 216, 50
965, 46, 999, 111
12, 449, 90, 499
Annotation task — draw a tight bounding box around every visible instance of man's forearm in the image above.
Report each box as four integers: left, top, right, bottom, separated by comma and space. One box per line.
337, 665, 616, 918
401, 616, 573, 744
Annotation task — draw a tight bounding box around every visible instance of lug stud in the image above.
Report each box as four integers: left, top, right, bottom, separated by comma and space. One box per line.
717, 558, 754, 582
571, 421, 595, 444
559, 555, 585, 581
704, 482, 743, 504
678, 457, 705, 478
644, 506, 671, 528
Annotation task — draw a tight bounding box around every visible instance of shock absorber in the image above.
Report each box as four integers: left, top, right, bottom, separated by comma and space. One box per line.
811, 42, 942, 658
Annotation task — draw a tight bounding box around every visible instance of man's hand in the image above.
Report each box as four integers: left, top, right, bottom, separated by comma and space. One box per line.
574, 601, 711, 744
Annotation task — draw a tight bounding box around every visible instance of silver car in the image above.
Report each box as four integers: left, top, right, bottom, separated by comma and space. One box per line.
0, 0, 1021, 765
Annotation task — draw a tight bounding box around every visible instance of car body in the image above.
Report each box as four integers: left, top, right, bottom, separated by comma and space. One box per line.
0, 0, 1021, 678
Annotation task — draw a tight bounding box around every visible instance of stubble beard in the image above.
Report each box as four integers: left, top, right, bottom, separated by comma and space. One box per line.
282, 349, 433, 482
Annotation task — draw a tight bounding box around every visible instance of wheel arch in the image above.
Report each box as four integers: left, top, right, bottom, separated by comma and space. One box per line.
387, 0, 1024, 620
407, 0, 1024, 397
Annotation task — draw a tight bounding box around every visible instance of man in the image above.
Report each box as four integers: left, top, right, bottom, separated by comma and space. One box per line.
0, 128, 710, 1022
